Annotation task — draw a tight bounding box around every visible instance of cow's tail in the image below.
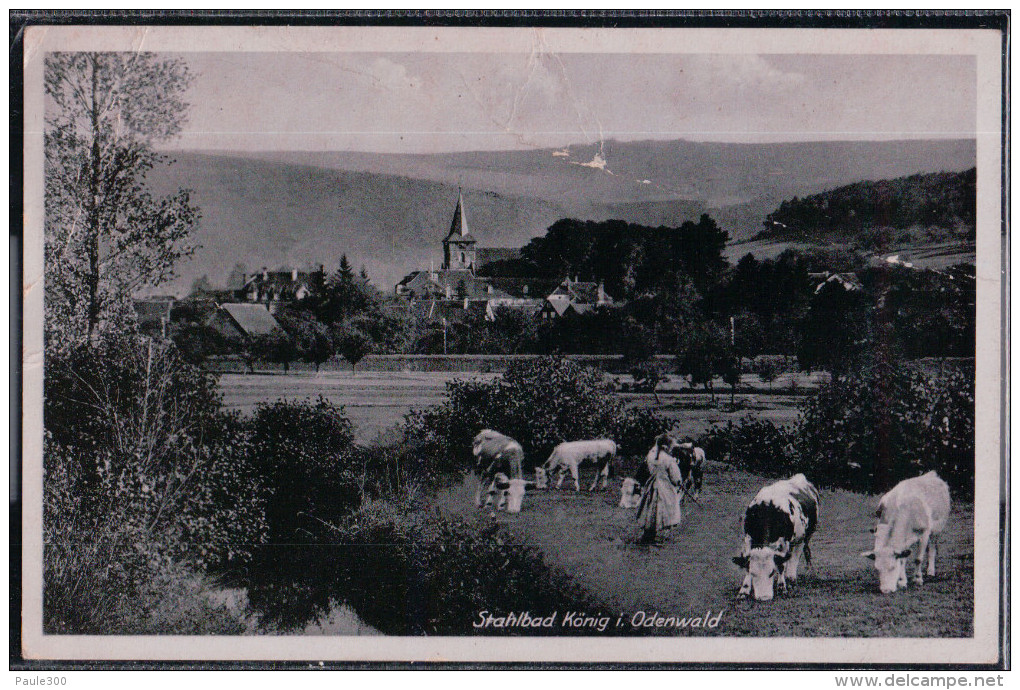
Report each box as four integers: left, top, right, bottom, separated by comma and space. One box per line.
804, 541, 812, 567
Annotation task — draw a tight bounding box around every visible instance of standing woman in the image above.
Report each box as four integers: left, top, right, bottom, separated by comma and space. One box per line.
635, 434, 685, 544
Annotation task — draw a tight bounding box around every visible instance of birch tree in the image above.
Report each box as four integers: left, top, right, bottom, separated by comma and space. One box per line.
44, 53, 199, 346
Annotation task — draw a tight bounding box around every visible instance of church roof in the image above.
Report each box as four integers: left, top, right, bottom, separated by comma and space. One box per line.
443, 191, 477, 244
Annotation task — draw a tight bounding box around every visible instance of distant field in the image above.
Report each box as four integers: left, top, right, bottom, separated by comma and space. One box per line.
216, 370, 499, 443
215, 369, 824, 443
725, 237, 975, 269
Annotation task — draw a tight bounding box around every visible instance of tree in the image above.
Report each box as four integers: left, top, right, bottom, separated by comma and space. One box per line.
335, 324, 373, 372
44, 53, 199, 346
719, 351, 742, 407
797, 281, 875, 377
251, 330, 299, 373
276, 308, 334, 372
676, 324, 728, 401
753, 356, 783, 391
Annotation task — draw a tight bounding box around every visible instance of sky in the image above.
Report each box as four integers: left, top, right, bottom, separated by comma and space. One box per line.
171, 52, 976, 153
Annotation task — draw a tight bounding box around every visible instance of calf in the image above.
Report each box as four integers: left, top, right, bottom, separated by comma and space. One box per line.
619, 477, 642, 509
490, 473, 536, 514
733, 473, 820, 601
472, 429, 525, 509
862, 471, 951, 594
535, 439, 617, 492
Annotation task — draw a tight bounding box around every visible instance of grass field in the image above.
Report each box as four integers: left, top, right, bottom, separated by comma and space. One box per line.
434, 464, 974, 637
216, 368, 973, 637
216, 369, 823, 443
216, 370, 499, 443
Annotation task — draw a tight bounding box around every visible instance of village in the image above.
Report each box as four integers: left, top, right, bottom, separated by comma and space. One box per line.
135, 191, 620, 357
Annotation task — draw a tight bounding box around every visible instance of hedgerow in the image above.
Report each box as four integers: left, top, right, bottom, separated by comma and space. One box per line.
402, 357, 668, 478
699, 359, 974, 496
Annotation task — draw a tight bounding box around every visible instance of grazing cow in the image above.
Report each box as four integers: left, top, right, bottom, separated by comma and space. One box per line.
535, 439, 617, 492
862, 471, 951, 594
676, 442, 706, 499
733, 473, 820, 601
619, 477, 642, 509
656, 434, 705, 500
472, 429, 525, 508
490, 473, 536, 514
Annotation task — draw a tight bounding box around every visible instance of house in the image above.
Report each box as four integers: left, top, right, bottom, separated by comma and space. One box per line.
812, 272, 863, 294
240, 266, 326, 312
540, 277, 615, 319
133, 297, 175, 337
207, 303, 283, 341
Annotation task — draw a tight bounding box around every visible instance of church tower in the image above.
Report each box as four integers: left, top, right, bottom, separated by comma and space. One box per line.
442, 190, 477, 271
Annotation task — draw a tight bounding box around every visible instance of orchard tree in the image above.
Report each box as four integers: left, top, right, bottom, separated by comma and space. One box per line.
44, 53, 200, 346
335, 323, 373, 372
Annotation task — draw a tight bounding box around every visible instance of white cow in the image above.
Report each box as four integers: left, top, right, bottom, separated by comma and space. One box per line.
734, 473, 820, 601
862, 471, 951, 594
490, 473, 536, 514
535, 439, 617, 492
472, 429, 525, 509
619, 477, 641, 509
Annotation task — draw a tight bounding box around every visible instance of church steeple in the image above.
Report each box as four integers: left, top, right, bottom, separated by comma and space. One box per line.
442, 189, 477, 271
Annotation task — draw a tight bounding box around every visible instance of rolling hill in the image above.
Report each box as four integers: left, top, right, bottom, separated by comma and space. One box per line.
144, 138, 975, 295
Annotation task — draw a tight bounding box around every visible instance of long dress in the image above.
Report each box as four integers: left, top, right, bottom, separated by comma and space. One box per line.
635, 447, 684, 536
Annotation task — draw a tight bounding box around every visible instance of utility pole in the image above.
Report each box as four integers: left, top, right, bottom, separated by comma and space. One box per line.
443, 316, 448, 355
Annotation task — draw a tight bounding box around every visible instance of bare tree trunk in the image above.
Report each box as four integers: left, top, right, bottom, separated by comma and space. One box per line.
85, 56, 102, 342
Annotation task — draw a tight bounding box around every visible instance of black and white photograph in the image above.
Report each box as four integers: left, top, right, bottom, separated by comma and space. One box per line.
16, 20, 1006, 666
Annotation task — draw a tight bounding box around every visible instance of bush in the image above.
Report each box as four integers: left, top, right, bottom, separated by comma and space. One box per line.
44, 337, 268, 571
797, 360, 974, 495
402, 357, 667, 479
242, 501, 605, 635
698, 417, 799, 477
44, 430, 257, 634
246, 397, 362, 541
701, 360, 974, 496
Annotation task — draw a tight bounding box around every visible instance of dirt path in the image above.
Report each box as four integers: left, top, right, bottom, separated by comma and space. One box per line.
435, 463, 974, 637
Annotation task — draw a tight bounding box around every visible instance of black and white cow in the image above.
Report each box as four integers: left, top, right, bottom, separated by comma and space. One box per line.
733, 473, 820, 601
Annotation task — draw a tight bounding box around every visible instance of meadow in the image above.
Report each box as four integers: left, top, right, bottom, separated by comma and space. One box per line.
216, 367, 974, 637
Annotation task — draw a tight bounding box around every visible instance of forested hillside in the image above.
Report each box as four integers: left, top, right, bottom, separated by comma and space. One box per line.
761, 168, 976, 241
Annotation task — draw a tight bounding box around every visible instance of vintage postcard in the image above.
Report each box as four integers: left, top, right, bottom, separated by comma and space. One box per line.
17, 19, 1006, 666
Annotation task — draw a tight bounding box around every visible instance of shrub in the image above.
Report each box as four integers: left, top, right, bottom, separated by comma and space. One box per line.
796, 360, 974, 495
698, 417, 799, 477
246, 397, 361, 540
402, 357, 666, 479
44, 337, 268, 571
242, 501, 605, 635
43, 431, 255, 634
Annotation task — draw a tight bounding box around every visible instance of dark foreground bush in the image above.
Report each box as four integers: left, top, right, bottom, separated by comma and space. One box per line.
243, 500, 606, 635
43, 336, 270, 633
245, 398, 362, 541
403, 357, 668, 479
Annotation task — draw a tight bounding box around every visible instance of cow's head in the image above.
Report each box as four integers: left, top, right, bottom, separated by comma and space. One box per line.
473, 429, 500, 456
862, 547, 912, 593
619, 477, 641, 508
494, 475, 535, 513
733, 539, 791, 601
534, 466, 549, 489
